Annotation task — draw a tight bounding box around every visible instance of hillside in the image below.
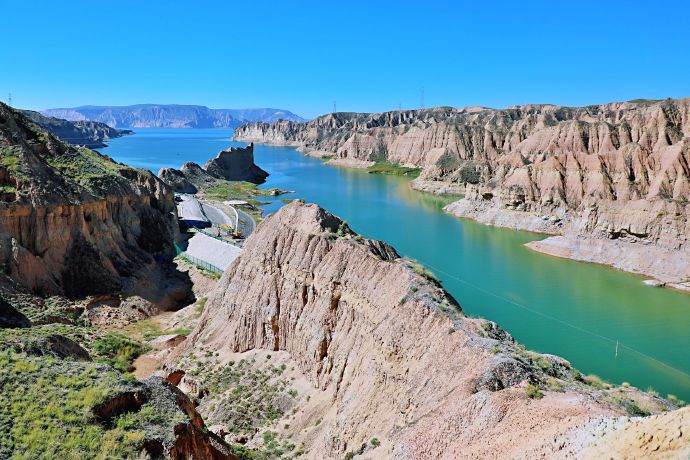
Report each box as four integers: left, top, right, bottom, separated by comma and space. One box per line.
0, 102, 190, 305
234, 99, 690, 288
166, 201, 685, 459
19, 109, 132, 148
43, 104, 305, 129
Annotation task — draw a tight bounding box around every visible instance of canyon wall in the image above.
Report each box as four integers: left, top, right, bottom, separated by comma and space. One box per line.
172, 201, 681, 458
235, 99, 690, 287
0, 103, 190, 306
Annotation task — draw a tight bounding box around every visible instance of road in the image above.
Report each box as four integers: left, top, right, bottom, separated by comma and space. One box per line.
185, 232, 242, 271
235, 207, 256, 237
201, 202, 236, 228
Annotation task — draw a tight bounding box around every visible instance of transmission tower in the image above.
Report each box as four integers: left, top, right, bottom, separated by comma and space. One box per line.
333, 101, 337, 114
8, 93, 12, 107
420, 88, 424, 109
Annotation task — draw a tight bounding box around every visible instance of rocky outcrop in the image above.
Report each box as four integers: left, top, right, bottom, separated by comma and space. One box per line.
235, 99, 690, 286
172, 202, 679, 458
0, 103, 191, 306
42, 104, 305, 129
19, 109, 132, 148
158, 144, 268, 192
203, 144, 268, 183
0, 296, 31, 328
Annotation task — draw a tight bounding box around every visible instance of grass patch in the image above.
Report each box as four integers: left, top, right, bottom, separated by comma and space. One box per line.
404, 257, 438, 282
525, 384, 544, 400
92, 332, 149, 372
0, 348, 182, 459
368, 161, 421, 178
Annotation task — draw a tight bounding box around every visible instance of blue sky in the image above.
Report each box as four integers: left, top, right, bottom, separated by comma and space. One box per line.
1, 0, 688, 119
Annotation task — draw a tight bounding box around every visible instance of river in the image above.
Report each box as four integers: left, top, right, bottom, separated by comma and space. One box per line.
99, 127, 690, 401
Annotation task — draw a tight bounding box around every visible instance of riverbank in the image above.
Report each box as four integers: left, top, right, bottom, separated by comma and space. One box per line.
101, 129, 690, 403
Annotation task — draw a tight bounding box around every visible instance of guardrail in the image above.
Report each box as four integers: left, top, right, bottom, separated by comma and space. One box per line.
174, 243, 224, 274
192, 227, 244, 248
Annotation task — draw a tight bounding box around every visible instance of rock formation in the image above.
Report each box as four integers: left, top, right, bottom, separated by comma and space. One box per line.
158, 144, 268, 193
170, 201, 682, 458
42, 104, 305, 129
19, 109, 132, 148
0, 103, 191, 307
235, 99, 690, 287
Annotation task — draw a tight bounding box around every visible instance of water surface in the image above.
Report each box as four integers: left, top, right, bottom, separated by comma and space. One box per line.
102, 128, 690, 401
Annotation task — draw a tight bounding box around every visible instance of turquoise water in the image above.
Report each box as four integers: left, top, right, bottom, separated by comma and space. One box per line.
101, 128, 690, 401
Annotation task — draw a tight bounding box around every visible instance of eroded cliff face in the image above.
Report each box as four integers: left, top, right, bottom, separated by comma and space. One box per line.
235, 100, 690, 286
158, 144, 268, 193
170, 202, 679, 459
0, 103, 190, 306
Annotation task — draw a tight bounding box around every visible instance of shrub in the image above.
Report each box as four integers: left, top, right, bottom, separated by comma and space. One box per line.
459, 166, 481, 184
583, 374, 605, 390
370, 437, 380, 447
525, 384, 544, 400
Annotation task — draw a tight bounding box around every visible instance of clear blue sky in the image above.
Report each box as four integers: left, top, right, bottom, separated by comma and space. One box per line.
2, 0, 688, 119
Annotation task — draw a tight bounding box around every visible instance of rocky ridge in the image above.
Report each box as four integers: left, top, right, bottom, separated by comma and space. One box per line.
158, 143, 268, 193
19, 109, 133, 148
43, 104, 305, 129
168, 202, 684, 459
234, 99, 690, 287
0, 102, 190, 306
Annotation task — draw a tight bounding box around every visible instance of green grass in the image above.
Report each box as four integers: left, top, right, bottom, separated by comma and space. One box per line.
92, 332, 149, 372
404, 257, 438, 282
0, 146, 20, 172
0, 349, 156, 459
368, 161, 421, 178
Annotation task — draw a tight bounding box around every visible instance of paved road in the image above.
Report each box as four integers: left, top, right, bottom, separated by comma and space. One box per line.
236, 208, 256, 237
201, 202, 236, 228
185, 232, 242, 271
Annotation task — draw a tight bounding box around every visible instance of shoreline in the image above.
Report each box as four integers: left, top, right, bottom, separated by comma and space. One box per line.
237, 137, 690, 294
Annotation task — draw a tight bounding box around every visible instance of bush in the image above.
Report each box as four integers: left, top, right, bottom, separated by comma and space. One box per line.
525, 384, 544, 400
370, 437, 380, 447
459, 166, 481, 184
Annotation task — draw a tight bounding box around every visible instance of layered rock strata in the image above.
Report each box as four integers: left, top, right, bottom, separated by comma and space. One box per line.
235, 99, 690, 286
171, 202, 682, 458
0, 103, 190, 306
158, 143, 268, 193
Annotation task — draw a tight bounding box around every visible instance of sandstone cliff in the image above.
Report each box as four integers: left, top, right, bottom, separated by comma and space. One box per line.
0, 103, 190, 306
19, 109, 133, 148
169, 202, 681, 459
235, 99, 690, 287
158, 143, 268, 193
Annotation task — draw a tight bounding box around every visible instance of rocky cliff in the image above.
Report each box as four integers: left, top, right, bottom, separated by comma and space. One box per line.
235, 99, 690, 287
169, 202, 681, 458
19, 109, 133, 148
158, 143, 268, 193
0, 103, 190, 306
43, 104, 305, 129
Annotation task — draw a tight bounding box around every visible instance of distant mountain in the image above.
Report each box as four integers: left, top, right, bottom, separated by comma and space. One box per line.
42, 104, 305, 129
18, 109, 132, 148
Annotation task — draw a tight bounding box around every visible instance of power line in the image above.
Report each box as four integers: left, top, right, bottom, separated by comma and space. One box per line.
414, 257, 690, 382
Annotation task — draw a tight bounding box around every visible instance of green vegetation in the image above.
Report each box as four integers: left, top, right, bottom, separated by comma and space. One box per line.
367, 161, 421, 178
177, 355, 299, 437
459, 166, 481, 184
0, 146, 20, 172
404, 257, 438, 282
615, 397, 650, 416
45, 147, 131, 186
0, 348, 185, 459
667, 394, 686, 407
525, 384, 544, 400
370, 437, 380, 447
583, 374, 606, 390
92, 332, 149, 372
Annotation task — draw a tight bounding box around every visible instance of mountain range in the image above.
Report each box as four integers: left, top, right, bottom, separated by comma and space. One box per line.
42, 104, 305, 129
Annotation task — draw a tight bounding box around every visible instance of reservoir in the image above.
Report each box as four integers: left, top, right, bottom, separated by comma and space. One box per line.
101, 128, 690, 401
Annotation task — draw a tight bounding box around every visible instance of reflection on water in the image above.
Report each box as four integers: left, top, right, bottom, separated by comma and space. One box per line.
102, 129, 690, 401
